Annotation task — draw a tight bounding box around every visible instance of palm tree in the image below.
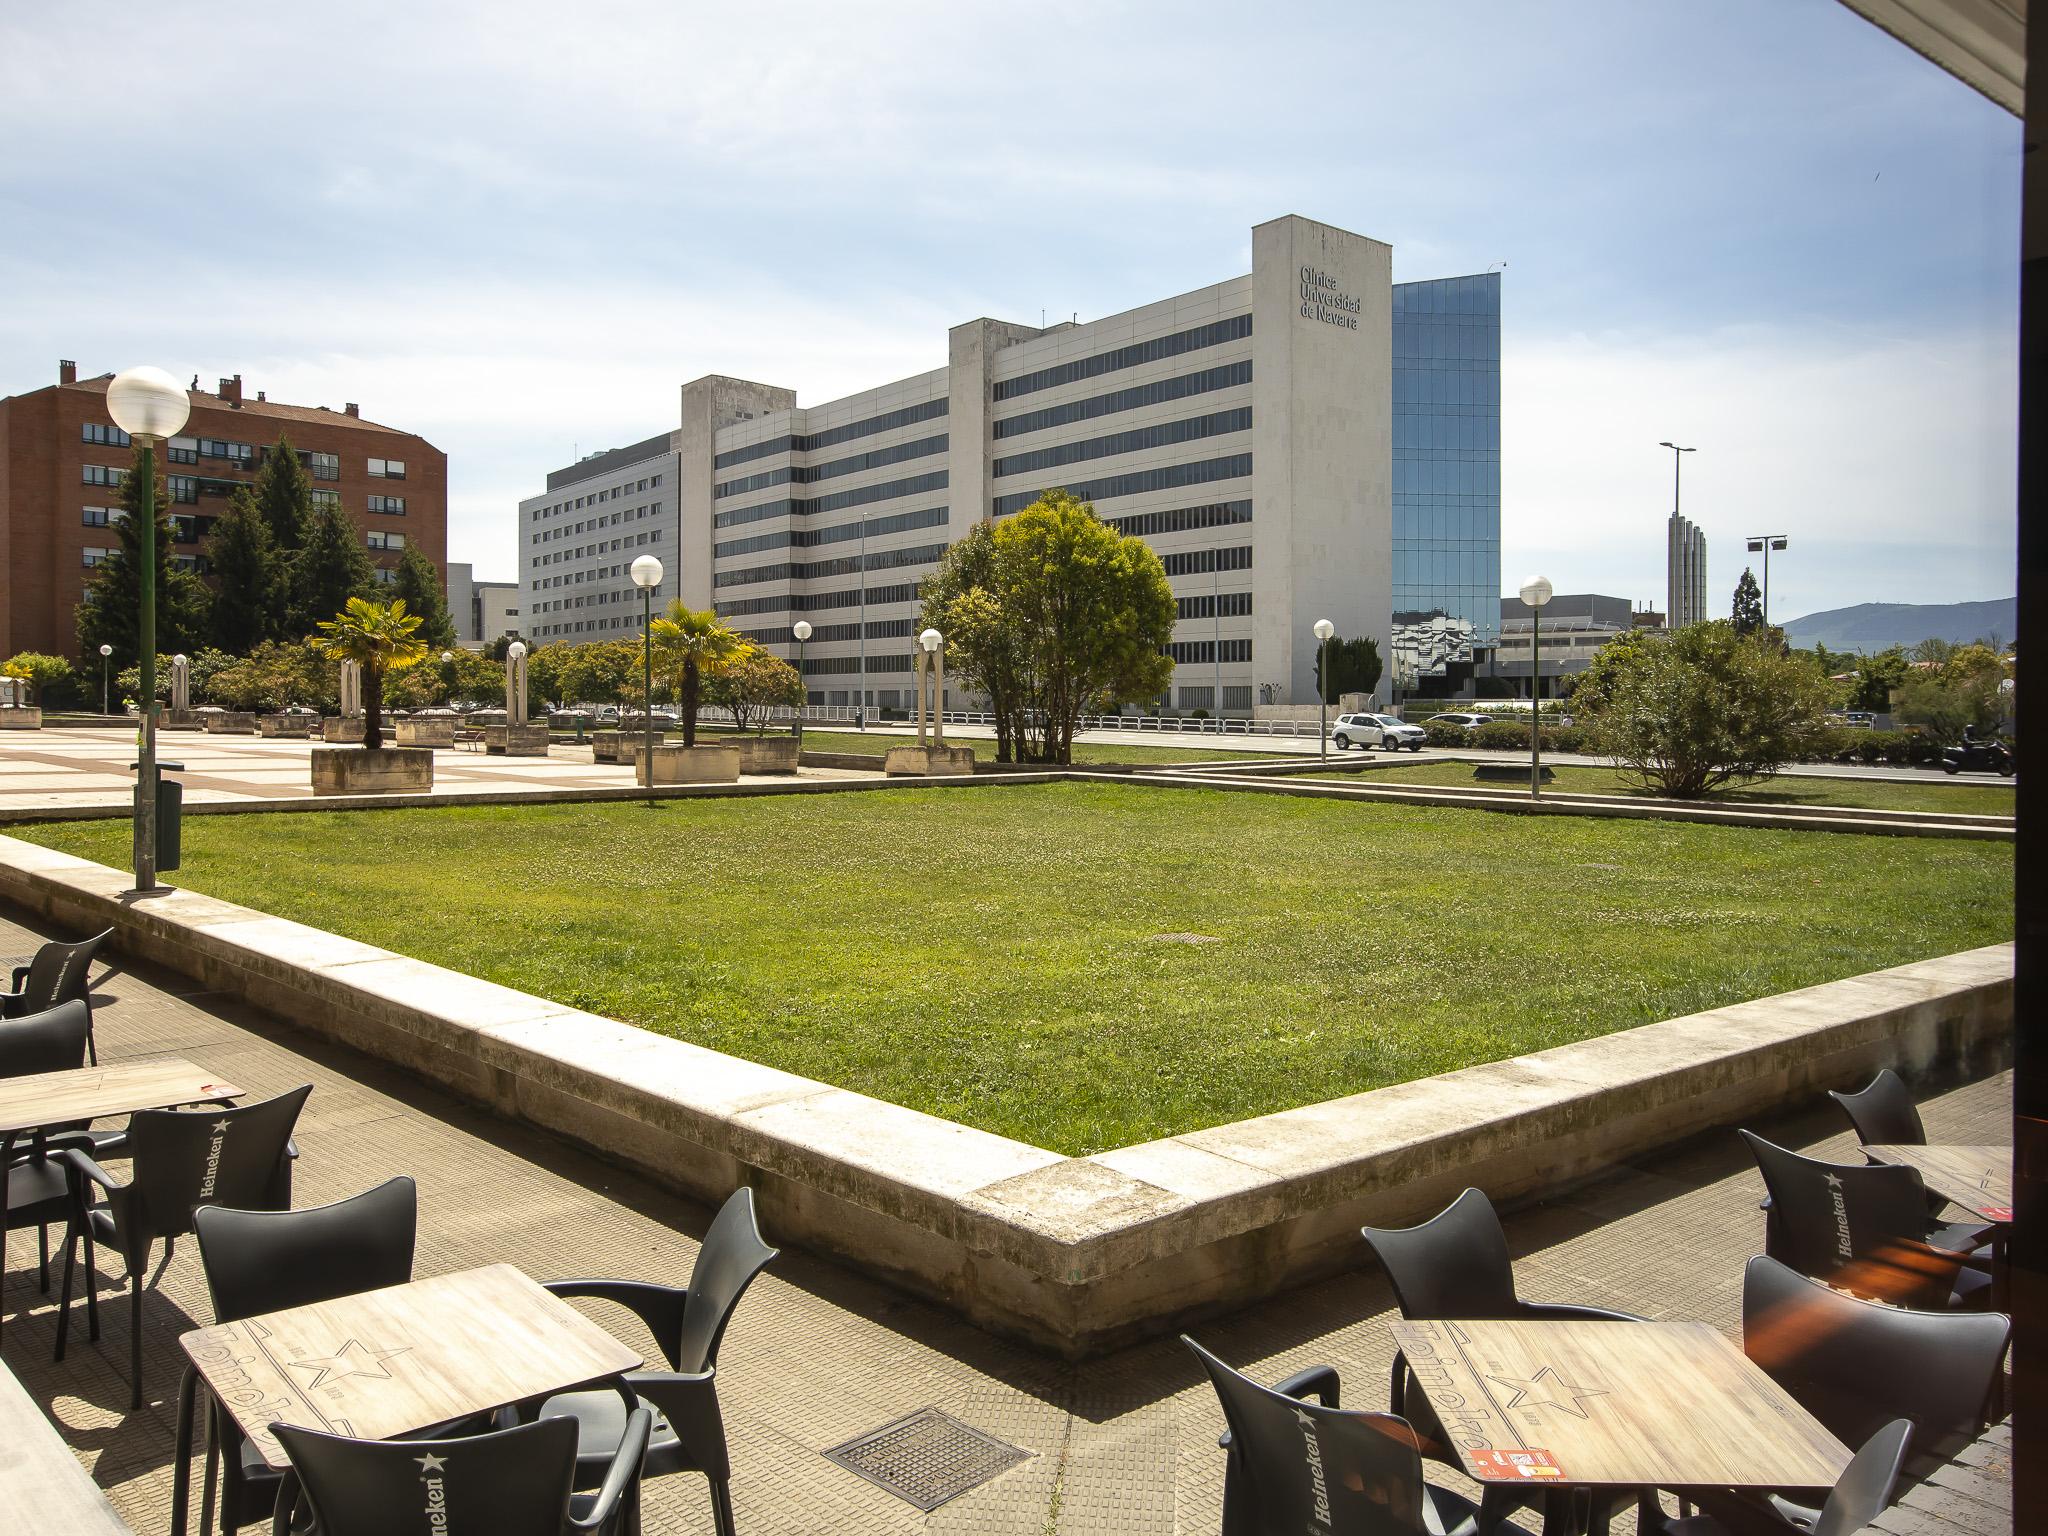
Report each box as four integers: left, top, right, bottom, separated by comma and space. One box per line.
648, 602, 742, 747
312, 597, 428, 750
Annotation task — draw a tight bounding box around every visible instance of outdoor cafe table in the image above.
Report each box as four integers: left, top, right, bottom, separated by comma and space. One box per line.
0, 1057, 243, 1341
1863, 1144, 2013, 1225
1389, 1318, 1849, 1531
172, 1263, 644, 1535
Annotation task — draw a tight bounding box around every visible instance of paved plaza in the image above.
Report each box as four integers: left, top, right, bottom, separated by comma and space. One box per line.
0, 902, 2009, 1535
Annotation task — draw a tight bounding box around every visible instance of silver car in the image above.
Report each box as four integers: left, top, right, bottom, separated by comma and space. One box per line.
1331, 712, 1426, 752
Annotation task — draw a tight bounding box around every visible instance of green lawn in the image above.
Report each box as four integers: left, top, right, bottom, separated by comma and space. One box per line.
1321, 758, 2016, 817
14, 784, 2010, 1154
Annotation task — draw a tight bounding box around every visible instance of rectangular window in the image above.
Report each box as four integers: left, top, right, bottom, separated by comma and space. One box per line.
82, 547, 115, 568
367, 494, 407, 515
167, 445, 198, 465
80, 422, 131, 447
311, 489, 340, 508
372, 567, 397, 586
993, 315, 1252, 401
81, 464, 125, 487
1160, 545, 1253, 577
993, 455, 1250, 518
368, 457, 407, 479
81, 506, 111, 526
367, 531, 406, 551
309, 452, 340, 480
992, 409, 1249, 481
225, 441, 254, 465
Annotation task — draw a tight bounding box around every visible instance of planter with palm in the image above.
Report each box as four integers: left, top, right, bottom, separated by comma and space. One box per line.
648, 603, 742, 747
312, 597, 428, 750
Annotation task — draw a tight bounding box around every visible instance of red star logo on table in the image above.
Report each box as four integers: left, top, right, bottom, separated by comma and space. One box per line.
1484, 1365, 1607, 1420
287, 1338, 412, 1390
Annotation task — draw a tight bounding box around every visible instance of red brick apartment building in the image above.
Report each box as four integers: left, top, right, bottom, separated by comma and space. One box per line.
0, 361, 447, 658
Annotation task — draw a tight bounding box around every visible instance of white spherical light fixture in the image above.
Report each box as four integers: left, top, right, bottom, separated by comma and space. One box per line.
1313, 617, 1335, 643
105, 366, 191, 440
1519, 575, 1554, 609
792, 620, 812, 642
506, 640, 527, 662
919, 628, 942, 652
630, 554, 664, 590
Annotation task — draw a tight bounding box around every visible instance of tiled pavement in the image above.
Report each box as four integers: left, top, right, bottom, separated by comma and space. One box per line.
0, 903, 2012, 1535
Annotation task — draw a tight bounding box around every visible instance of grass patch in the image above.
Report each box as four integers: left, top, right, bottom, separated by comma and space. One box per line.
1317, 758, 2016, 817
13, 784, 2010, 1154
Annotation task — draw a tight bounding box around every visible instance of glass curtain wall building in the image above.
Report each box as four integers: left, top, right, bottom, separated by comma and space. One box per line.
1390, 272, 1501, 696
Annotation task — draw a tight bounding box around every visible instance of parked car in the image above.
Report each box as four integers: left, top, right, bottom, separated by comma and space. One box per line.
1332, 712, 1426, 751
1844, 711, 1876, 729
1422, 712, 1490, 732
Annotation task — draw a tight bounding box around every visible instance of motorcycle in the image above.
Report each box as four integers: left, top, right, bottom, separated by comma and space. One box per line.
1940, 736, 2015, 776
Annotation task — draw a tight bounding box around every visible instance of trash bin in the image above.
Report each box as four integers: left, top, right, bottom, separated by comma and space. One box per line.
130, 759, 184, 871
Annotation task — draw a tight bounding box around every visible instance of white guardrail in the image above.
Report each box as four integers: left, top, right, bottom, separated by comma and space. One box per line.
676, 705, 1332, 738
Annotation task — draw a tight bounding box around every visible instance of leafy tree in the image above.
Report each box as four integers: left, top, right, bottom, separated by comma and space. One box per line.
557, 639, 645, 708
1894, 643, 2011, 743
205, 639, 341, 713
312, 597, 428, 749
705, 645, 803, 733
1848, 647, 1909, 713
291, 501, 378, 634
1574, 620, 1834, 798
1, 652, 78, 709
523, 641, 575, 716
1314, 635, 1384, 704
649, 604, 743, 746
76, 447, 212, 667
1909, 636, 1958, 668
922, 490, 1173, 764
252, 432, 313, 553
920, 524, 1027, 761
390, 544, 456, 647
1731, 568, 1764, 637
203, 487, 287, 653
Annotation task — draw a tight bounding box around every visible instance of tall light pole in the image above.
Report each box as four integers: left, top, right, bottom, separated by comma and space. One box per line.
631, 554, 663, 795
98, 643, 112, 717
439, 650, 454, 706
105, 366, 190, 894
792, 619, 811, 742
1745, 535, 1789, 628
1520, 575, 1553, 799
857, 513, 868, 731
1313, 618, 1335, 762
1659, 441, 1695, 517
1212, 559, 1222, 733
1660, 441, 1696, 625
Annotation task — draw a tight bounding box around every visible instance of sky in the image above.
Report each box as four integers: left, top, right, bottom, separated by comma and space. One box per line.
0, 0, 2021, 621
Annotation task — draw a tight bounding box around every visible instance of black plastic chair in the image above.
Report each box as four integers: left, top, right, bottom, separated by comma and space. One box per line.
271, 1409, 652, 1536
1827, 1070, 1994, 1256
1740, 1254, 2007, 1528
178, 1177, 418, 1535
514, 1186, 776, 1536
1739, 1131, 1988, 1311
0, 1001, 100, 1322
1361, 1187, 1641, 1533
2, 928, 113, 1064
55, 1084, 312, 1408
1184, 1334, 1482, 1536
1642, 1419, 1913, 1536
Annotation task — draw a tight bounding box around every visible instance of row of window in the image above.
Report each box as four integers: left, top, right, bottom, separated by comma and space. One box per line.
81, 423, 129, 447
533, 534, 665, 588
992, 314, 1251, 402
992, 407, 1250, 482
531, 475, 664, 522
82, 429, 386, 484
713, 580, 920, 618
1175, 591, 1252, 620
366, 495, 406, 515
1160, 545, 1253, 577
714, 434, 947, 500
714, 505, 949, 560
993, 453, 1250, 518
1165, 639, 1253, 664
531, 502, 663, 545
534, 527, 664, 568
712, 398, 948, 471
714, 470, 949, 531
802, 654, 915, 676
734, 618, 915, 646
714, 541, 948, 590
81, 464, 126, 487
1106, 499, 1252, 539
993, 361, 1251, 441
83, 547, 206, 573
1176, 685, 1254, 710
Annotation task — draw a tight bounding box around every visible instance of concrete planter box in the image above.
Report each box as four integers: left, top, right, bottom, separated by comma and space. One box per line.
0, 707, 42, 730
483, 724, 551, 757
636, 744, 740, 785
728, 736, 800, 774
257, 715, 315, 738
590, 730, 631, 764
203, 712, 260, 735
162, 709, 205, 731
393, 719, 456, 748
321, 717, 366, 744
309, 746, 434, 795
884, 743, 976, 777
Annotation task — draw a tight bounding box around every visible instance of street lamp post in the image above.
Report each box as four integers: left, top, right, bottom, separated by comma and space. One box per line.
791, 620, 812, 742
1313, 618, 1335, 762
631, 555, 663, 794
918, 627, 945, 748
98, 643, 112, 717
1744, 535, 1789, 628
439, 650, 454, 706
105, 366, 191, 894
1520, 576, 1554, 798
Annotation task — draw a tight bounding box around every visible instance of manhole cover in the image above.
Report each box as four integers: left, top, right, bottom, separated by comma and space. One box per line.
823, 1407, 1032, 1511
1148, 932, 1221, 944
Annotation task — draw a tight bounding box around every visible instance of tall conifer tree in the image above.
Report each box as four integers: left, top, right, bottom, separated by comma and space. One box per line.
204, 486, 286, 652
75, 447, 212, 666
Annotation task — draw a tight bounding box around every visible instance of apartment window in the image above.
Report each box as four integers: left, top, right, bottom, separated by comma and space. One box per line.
368, 494, 407, 515
1176, 591, 1253, 620
81, 464, 125, 487
309, 452, 340, 480
1166, 639, 1252, 664
225, 441, 254, 465
166, 443, 198, 465
1110, 500, 1253, 539
650, 473, 662, 486
82, 547, 115, 568
1160, 545, 1253, 577
81, 423, 131, 447
368, 457, 406, 479
372, 567, 397, 586
368, 531, 405, 551
311, 489, 340, 508
81, 506, 112, 527
168, 475, 199, 503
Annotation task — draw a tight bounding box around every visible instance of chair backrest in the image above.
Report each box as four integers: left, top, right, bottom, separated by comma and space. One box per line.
17, 930, 111, 1013
123, 1085, 312, 1247
1739, 1131, 1952, 1307
274, 1416, 580, 1536
1828, 1069, 1926, 1147
1742, 1256, 2008, 1460
1815, 1419, 1914, 1536
195, 1176, 417, 1323
675, 1186, 779, 1373
0, 999, 91, 1077
1359, 1187, 1520, 1320
1185, 1336, 1431, 1536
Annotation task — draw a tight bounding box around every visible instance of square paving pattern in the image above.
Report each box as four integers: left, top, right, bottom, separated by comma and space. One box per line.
0, 903, 2010, 1534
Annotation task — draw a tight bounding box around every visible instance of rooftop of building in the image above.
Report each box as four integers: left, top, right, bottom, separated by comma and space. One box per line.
19, 362, 430, 443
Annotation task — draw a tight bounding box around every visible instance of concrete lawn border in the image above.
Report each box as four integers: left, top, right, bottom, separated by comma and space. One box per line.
0, 833, 2010, 1358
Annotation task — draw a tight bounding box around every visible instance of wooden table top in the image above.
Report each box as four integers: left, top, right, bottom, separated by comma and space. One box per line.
0, 1056, 241, 1136
181, 1263, 643, 1470
0, 1355, 131, 1534
1865, 1144, 2013, 1223
1390, 1318, 1850, 1491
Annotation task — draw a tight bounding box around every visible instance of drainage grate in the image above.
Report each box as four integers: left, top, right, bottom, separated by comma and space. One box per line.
823, 1407, 1032, 1511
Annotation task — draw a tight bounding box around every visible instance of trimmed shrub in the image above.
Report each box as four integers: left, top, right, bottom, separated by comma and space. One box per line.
1474, 720, 1531, 750
1548, 725, 1587, 754
1422, 720, 1470, 748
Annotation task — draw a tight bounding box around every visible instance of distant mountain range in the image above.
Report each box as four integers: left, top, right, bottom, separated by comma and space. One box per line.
1780, 599, 2015, 653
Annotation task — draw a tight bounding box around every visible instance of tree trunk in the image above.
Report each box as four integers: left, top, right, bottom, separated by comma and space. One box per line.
682, 659, 699, 747
363, 665, 384, 750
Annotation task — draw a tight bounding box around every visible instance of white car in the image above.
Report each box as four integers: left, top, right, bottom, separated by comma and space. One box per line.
1331, 712, 1426, 752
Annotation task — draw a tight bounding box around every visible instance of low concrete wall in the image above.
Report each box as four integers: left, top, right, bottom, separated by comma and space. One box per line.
636, 744, 739, 784
320, 717, 365, 744
0, 834, 2009, 1359
394, 719, 455, 748
726, 736, 800, 774
0, 708, 41, 730
309, 747, 434, 794
257, 715, 315, 738
203, 712, 260, 734
884, 744, 975, 777
484, 724, 550, 757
